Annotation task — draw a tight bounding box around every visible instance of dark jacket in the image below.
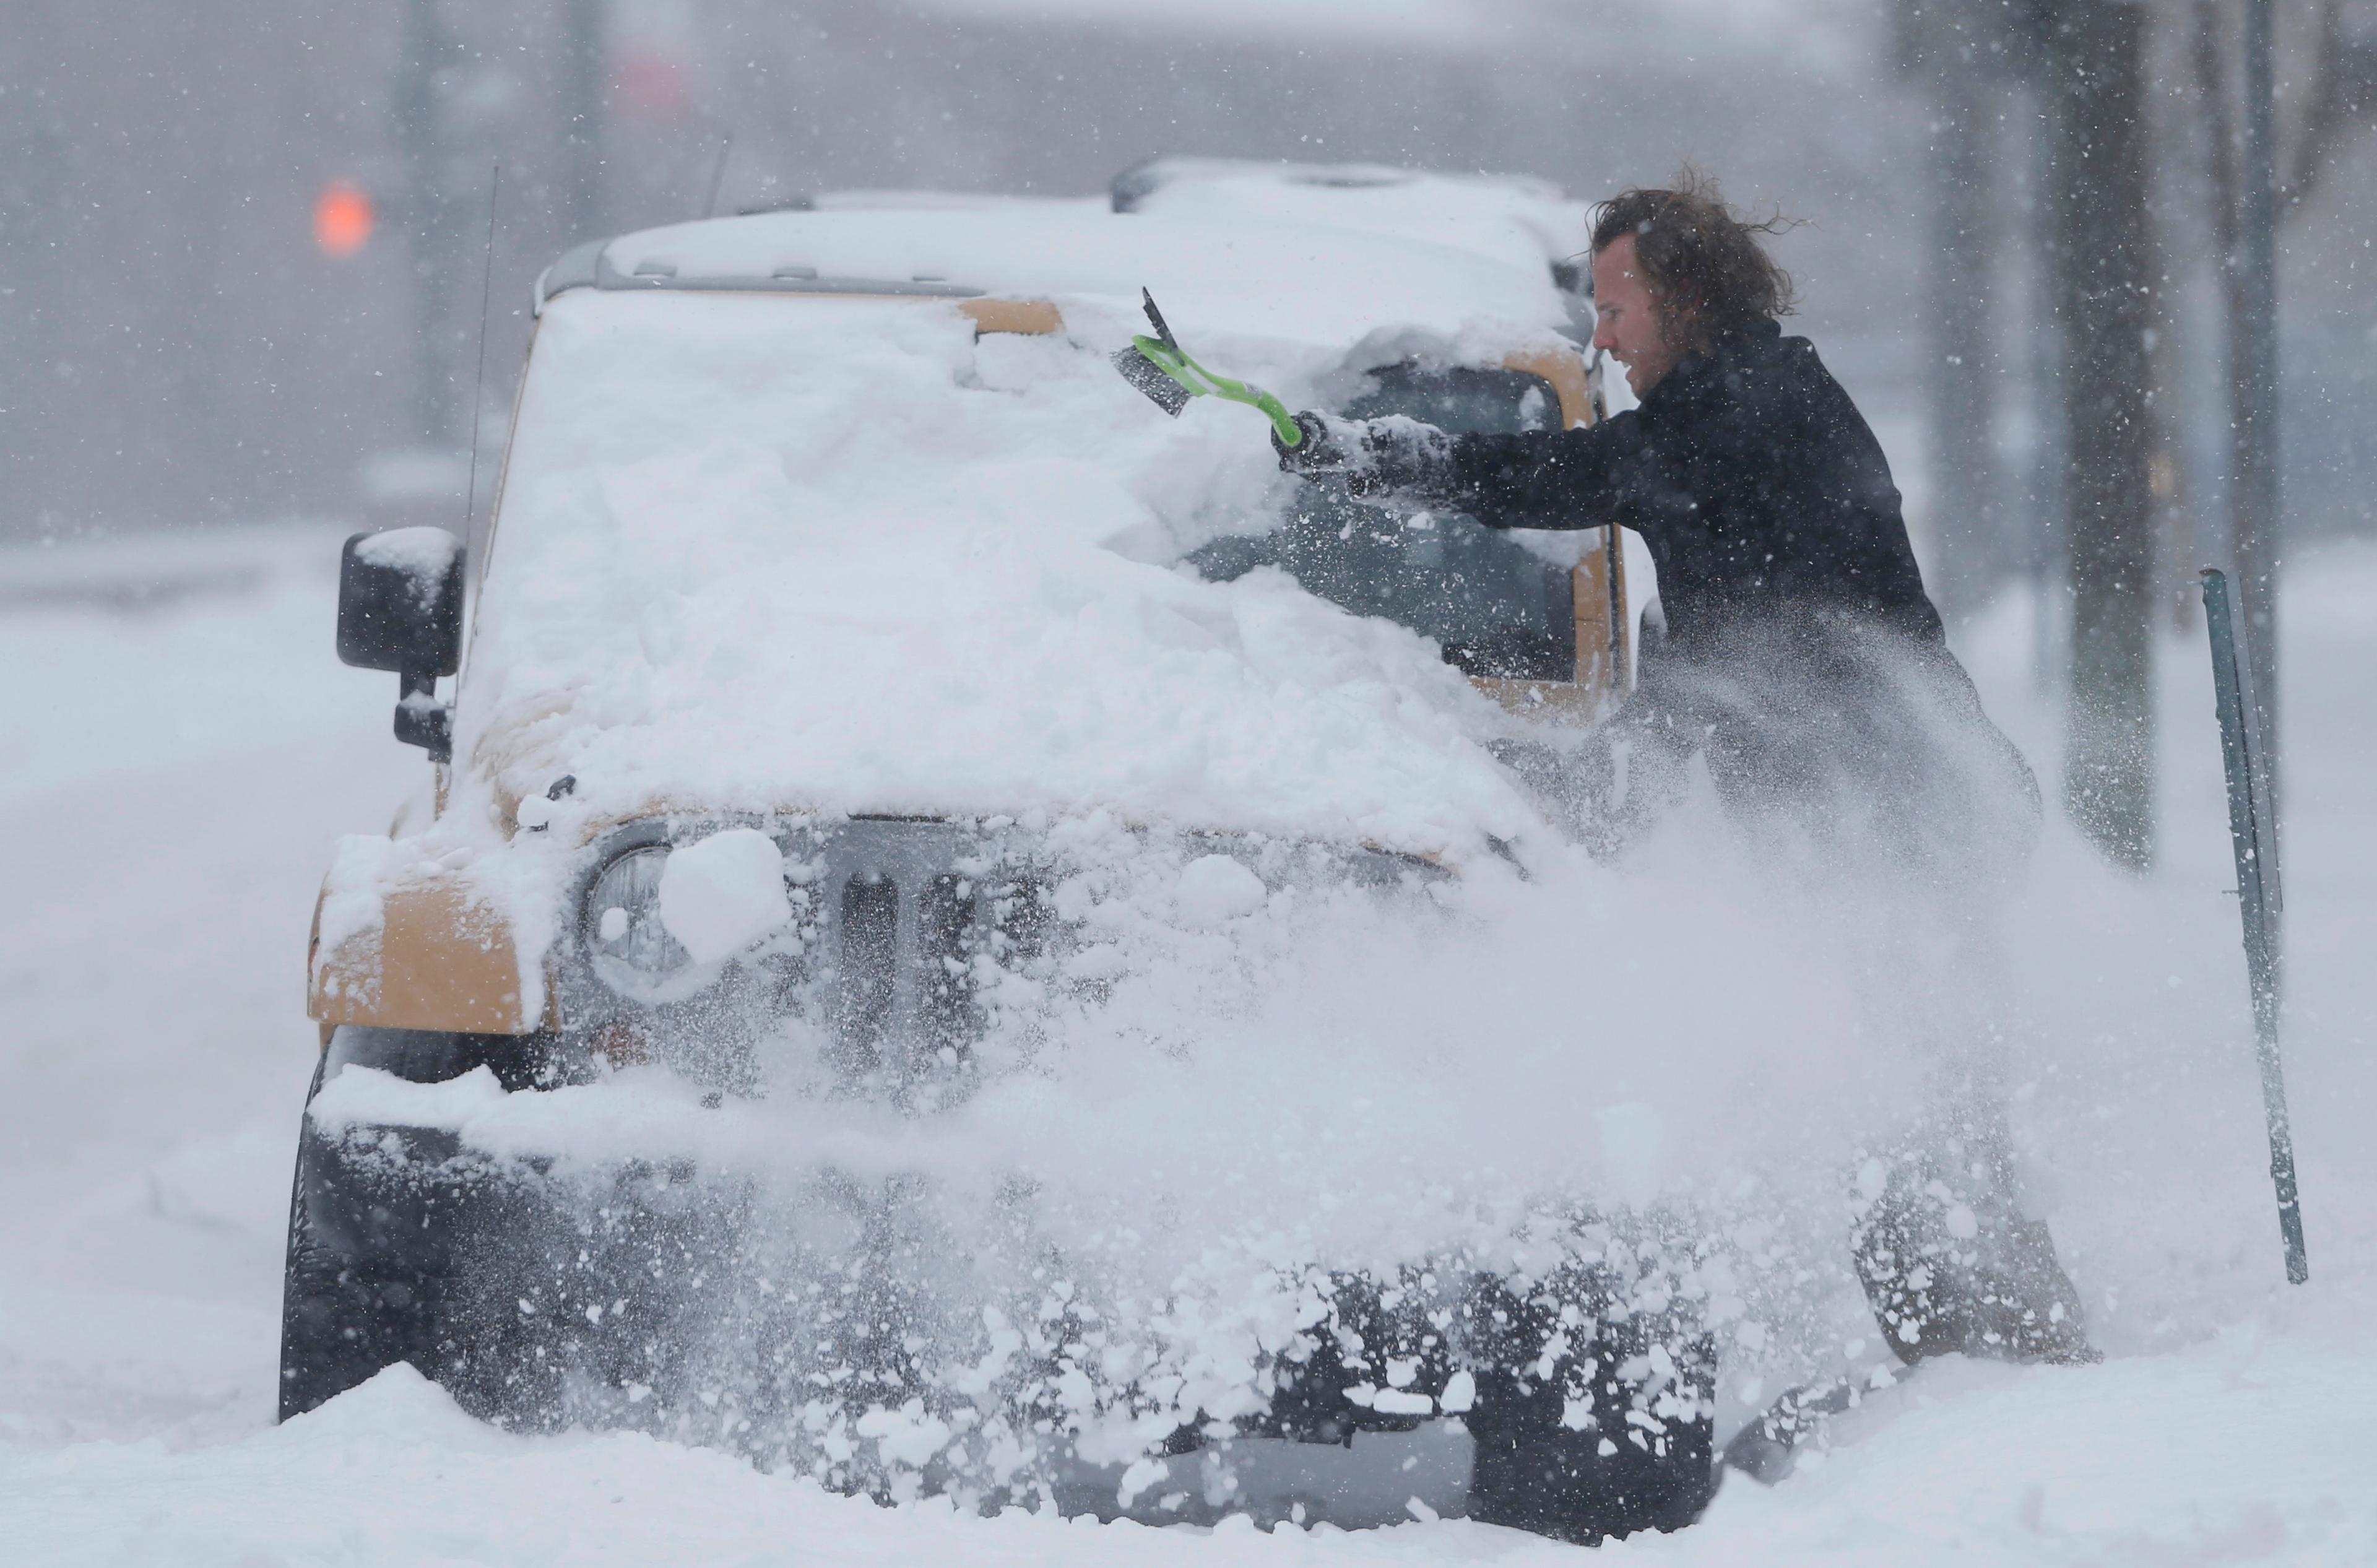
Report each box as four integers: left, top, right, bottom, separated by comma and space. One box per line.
1296, 320, 2037, 878
1337, 318, 1942, 660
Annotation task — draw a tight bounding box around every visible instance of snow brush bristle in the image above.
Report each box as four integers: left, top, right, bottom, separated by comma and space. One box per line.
1113, 340, 1194, 418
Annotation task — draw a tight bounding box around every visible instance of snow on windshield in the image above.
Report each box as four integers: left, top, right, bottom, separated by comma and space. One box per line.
459, 290, 1536, 855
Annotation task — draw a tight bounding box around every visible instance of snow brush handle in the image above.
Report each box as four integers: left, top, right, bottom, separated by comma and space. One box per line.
1128, 335, 1304, 447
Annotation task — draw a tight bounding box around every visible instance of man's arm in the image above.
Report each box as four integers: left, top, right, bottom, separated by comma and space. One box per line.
1275, 412, 1637, 532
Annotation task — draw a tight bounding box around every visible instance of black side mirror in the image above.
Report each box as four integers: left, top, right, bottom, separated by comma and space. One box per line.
339, 528, 464, 763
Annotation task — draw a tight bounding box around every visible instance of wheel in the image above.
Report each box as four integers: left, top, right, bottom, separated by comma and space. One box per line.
276, 1093, 441, 1417
1460, 1273, 1718, 1544
275, 1026, 514, 1421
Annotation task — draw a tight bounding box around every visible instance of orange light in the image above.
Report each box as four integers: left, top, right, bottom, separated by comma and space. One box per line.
614, 53, 686, 116
314, 182, 375, 258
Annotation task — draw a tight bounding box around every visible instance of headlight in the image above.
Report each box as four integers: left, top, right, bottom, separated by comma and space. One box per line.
584, 846, 695, 1002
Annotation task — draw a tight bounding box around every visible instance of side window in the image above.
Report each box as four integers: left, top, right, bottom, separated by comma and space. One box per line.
1187, 363, 1575, 683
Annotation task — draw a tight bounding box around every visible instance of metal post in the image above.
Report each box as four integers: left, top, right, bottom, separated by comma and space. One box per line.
2236, 0, 2282, 806
2200, 568, 2307, 1284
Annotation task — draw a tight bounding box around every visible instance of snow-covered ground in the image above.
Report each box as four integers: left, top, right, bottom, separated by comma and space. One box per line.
2, 522, 2371, 1564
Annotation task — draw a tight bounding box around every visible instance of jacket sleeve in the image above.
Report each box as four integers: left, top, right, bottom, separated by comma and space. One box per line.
1334, 412, 1642, 532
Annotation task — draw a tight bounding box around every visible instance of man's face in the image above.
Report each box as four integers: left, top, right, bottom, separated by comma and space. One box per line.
1591, 234, 1681, 398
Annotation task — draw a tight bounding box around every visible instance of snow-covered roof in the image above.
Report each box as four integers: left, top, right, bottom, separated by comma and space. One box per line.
558, 202, 1573, 351
1110, 158, 1597, 297
806, 189, 1107, 215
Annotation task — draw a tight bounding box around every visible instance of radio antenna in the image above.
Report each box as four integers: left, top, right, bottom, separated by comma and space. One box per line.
462, 160, 501, 558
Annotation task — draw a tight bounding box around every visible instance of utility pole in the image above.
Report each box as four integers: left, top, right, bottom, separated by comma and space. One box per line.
2046, 0, 2157, 870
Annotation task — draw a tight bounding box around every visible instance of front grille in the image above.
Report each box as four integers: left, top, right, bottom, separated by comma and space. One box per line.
561, 817, 1063, 1096
561, 816, 1430, 1097
834, 873, 901, 1076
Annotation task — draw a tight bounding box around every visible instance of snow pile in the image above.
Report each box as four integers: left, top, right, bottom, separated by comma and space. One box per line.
6, 1332, 2373, 1566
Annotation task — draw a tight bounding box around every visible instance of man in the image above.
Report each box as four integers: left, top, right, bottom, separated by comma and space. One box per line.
1265, 175, 2093, 1505
1275, 175, 2038, 880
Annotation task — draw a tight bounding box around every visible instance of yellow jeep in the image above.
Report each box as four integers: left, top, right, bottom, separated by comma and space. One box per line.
282, 193, 1712, 1542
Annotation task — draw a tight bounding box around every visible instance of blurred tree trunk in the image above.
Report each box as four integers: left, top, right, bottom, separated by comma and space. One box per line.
1895, 1, 2007, 621
2045, 0, 2155, 870
2144, 190, 2197, 635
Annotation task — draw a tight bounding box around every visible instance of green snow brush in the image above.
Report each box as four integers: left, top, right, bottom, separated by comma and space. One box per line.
1112, 288, 1304, 448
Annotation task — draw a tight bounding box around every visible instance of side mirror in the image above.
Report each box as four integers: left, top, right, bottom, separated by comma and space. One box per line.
339, 528, 464, 763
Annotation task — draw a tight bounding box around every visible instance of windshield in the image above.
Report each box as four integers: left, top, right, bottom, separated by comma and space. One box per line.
1184, 365, 1575, 682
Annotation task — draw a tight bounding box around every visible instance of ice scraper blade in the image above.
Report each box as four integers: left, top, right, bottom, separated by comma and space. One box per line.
1110, 288, 1303, 446
1137, 287, 1183, 356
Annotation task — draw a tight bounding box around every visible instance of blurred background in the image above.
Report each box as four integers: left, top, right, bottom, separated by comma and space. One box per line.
2, 0, 2374, 852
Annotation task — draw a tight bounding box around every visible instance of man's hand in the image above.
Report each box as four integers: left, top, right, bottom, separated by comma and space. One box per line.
1273, 410, 1458, 505
1273, 411, 1351, 474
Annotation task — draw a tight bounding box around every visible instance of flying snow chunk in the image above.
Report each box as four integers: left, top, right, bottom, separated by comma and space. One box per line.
854, 1399, 953, 1468
657, 828, 790, 963
1176, 854, 1267, 927
1439, 1370, 1477, 1413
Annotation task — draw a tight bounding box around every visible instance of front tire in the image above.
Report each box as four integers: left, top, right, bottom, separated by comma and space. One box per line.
1460, 1273, 1718, 1544
276, 1026, 521, 1421
277, 1112, 441, 1419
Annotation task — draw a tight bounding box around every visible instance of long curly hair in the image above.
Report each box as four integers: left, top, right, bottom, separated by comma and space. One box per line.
1589, 169, 1798, 356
